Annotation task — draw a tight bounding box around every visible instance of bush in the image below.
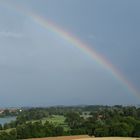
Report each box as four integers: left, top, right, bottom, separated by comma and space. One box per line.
94, 127, 109, 137
132, 122, 140, 137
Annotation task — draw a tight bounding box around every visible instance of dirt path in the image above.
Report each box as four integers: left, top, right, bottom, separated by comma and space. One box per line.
26, 135, 90, 140
75, 137, 139, 140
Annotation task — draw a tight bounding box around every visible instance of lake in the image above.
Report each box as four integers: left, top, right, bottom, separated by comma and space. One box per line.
0, 117, 16, 125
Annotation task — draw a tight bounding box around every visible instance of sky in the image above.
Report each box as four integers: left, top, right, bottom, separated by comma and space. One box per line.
0, 0, 140, 107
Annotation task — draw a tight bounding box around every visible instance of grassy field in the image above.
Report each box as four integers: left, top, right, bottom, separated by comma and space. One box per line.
31, 115, 65, 124
31, 115, 69, 131
42, 115, 66, 124
0, 128, 15, 133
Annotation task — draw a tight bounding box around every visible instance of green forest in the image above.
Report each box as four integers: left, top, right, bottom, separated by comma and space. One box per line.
0, 105, 140, 140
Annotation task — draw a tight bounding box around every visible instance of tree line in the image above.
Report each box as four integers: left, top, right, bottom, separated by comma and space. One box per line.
0, 105, 140, 139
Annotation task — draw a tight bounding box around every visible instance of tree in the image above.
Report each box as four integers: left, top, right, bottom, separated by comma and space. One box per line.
65, 112, 83, 129
132, 122, 140, 137
0, 124, 2, 130
9, 129, 17, 140
54, 126, 64, 136
94, 127, 109, 137
3, 123, 10, 130
109, 122, 132, 136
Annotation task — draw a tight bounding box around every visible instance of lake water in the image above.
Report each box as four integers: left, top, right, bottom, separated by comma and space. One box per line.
0, 117, 16, 125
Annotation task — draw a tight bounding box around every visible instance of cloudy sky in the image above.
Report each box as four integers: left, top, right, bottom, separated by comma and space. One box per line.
0, 0, 140, 107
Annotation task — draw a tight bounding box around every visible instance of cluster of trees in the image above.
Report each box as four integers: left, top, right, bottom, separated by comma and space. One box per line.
16, 108, 48, 121
0, 109, 19, 117
0, 121, 65, 140
16, 121, 65, 139
0, 105, 140, 140
0, 129, 17, 140
86, 116, 140, 137
64, 106, 140, 137
0, 108, 48, 130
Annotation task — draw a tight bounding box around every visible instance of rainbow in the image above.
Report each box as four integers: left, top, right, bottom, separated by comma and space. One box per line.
2, 2, 140, 98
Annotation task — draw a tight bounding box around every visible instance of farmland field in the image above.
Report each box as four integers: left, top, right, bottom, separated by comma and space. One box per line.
25, 135, 90, 140
75, 138, 140, 140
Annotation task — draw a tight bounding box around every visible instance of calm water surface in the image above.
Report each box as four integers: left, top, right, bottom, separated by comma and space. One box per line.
0, 117, 16, 125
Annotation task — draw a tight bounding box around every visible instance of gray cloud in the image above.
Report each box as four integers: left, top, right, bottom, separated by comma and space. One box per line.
0, 31, 22, 38
0, 0, 140, 107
